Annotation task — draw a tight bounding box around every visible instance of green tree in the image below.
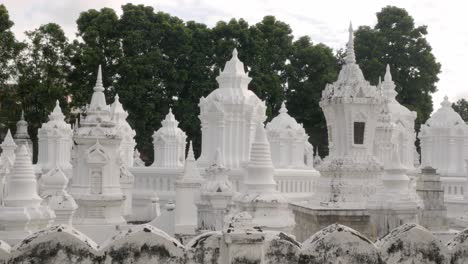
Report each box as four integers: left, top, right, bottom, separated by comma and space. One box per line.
69, 7, 122, 109
285, 36, 339, 156
354, 6, 441, 127
0, 4, 23, 136
16, 23, 72, 161
453, 99, 468, 122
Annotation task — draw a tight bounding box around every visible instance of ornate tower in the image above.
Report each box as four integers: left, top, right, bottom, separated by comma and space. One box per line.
152, 109, 187, 168
315, 23, 383, 208
70, 65, 126, 225
198, 49, 266, 168
37, 100, 73, 177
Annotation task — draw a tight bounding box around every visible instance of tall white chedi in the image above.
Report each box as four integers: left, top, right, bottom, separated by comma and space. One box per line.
266, 102, 310, 168
0, 130, 16, 203
152, 109, 187, 168
197, 149, 234, 231
0, 145, 55, 244
314, 23, 383, 208
37, 100, 73, 177
70, 65, 126, 225
174, 141, 203, 236
111, 94, 136, 167
40, 167, 77, 225
378, 65, 417, 170
238, 123, 295, 233
14, 111, 33, 159
198, 49, 267, 168
420, 96, 468, 177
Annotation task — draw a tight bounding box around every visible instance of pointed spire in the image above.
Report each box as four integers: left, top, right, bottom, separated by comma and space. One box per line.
1, 129, 16, 148
94, 65, 104, 92
187, 141, 195, 161
20, 110, 25, 121
110, 93, 128, 120
180, 141, 201, 181
441, 95, 451, 108
49, 100, 65, 121
384, 64, 392, 82
232, 48, 238, 58
216, 48, 252, 90
279, 101, 288, 114
89, 65, 107, 109
161, 108, 178, 127
345, 21, 356, 64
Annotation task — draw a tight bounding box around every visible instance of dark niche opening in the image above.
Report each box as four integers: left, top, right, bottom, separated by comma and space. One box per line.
354, 122, 365, 144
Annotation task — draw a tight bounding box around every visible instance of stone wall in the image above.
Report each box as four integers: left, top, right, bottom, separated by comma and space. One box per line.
0, 223, 466, 263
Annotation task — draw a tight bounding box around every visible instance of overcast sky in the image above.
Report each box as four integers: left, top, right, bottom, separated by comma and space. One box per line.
3, 0, 467, 111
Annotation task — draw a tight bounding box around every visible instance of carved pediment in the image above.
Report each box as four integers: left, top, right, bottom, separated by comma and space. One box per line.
86, 140, 109, 164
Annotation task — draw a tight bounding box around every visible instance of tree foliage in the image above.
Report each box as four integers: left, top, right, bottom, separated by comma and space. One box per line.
354, 6, 441, 127
0, 4, 443, 162
453, 99, 468, 122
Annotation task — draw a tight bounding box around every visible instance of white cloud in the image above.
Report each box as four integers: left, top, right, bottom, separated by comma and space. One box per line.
3, 0, 468, 110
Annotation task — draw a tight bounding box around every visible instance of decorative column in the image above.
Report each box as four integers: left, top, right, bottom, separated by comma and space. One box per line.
416, 167, 447, 231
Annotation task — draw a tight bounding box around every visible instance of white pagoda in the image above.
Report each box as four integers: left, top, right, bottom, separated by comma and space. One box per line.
238, 123, 295, 233
152, 109, 187, 168
0, 145, 55, 244
373, 66, 419, 210
13, 111, 33, 158
174, 141, 203, 238
198, 49, 267, 168
0, 130, 16, 204
111, 94, 136, 167
378, 65, 417, 170
266, 102, 310, 168
37, 100, 73, 177
314, 23, 383, 208
70, 65, 126, 225
420, 96, 468, 177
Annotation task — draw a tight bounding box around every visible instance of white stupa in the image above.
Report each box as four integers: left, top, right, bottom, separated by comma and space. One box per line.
152, 109, 187, 168
40, 167, 77, 225
313, 23, 383, 208
0, 145, 55, 244
111, 94, 136, 167
238, 123, 295, 233
174, 141, 203, 237
37, 100, 73, 177
266, 101, 310, 169
0, 130, 16, 204
420, 96, 468, 177
198, 49, 267, 168
197, 149, 234, 231
13, 111, 33, 159
70, 65, 126, 225
379, 65, 417, 170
